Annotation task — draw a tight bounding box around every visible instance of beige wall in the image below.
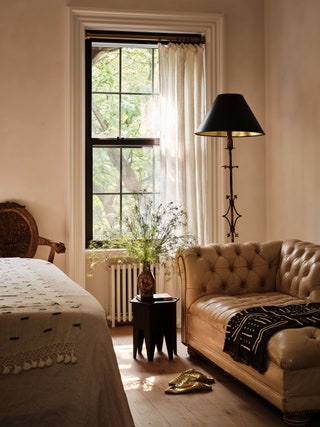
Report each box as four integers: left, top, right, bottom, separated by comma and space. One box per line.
0, 0, 265, 306
1, 0, 319, 315
265, 0, 320, 243
0, 0, 68, 271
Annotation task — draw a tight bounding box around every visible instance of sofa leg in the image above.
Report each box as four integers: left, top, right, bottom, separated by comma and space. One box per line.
283, 413, 310, 426
187, 346, 198, 357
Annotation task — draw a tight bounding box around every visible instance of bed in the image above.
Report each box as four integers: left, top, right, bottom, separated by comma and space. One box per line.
0, 257, 134, 427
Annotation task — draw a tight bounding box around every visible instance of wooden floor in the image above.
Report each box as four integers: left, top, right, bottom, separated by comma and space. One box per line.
110, 325, 320, 427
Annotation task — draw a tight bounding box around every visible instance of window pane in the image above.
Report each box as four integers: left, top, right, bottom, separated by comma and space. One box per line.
92, 94, 119, 138
122, 147, 158, 193
92, 46, 119, 92
121, 94, 159, 138
121, 193, 158, 234
93, 147, 120, 193
121, 192, 161, 235
93, 194, 120, 240
122, 48, 154, 93
87, 39, 161, 244
121, 194, 139, 221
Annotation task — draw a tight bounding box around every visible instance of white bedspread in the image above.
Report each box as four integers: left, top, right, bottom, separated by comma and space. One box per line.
0, 258, 82, 375
0, 258, 134, 427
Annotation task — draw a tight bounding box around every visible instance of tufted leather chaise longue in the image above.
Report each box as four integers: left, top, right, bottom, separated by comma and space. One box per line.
177, 239, 320, 426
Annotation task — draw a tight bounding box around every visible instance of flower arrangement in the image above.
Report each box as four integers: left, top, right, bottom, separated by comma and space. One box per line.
89, 195, 196, 274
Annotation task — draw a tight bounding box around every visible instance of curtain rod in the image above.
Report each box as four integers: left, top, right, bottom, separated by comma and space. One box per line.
85, 30, 205, 45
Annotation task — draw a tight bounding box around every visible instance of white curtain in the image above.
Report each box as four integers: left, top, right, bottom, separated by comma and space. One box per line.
158, 43, 214, 313
158, 42, 213, 246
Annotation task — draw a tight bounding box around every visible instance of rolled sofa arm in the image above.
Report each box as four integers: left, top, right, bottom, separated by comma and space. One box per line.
177, 253, 188, 344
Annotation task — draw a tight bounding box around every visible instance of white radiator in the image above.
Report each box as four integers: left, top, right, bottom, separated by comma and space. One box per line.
109, 263, 159, 327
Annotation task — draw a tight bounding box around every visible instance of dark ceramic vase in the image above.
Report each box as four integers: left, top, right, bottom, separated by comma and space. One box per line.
137, 263, 155, 299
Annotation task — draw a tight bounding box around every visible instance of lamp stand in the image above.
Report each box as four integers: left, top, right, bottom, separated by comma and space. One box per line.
222, 132, 242, 242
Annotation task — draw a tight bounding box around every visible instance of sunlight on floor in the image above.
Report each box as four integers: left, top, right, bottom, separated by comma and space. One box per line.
113, 344, 133, 356
114, 345, 133, 370
113, 344, 133, 352
114, 342, 157, 391
121, 376, 156, 391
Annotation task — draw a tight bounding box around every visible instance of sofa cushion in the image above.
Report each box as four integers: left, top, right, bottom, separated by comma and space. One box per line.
189, 292, 306, 334
189, 292, 320, 371
268, 327, 320, 369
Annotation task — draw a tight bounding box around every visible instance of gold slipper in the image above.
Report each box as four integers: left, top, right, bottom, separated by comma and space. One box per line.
168, 369, 215, 387
165, 381, 212, 394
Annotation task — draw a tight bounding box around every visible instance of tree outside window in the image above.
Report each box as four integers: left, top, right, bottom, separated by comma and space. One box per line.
86, 40, 160, 244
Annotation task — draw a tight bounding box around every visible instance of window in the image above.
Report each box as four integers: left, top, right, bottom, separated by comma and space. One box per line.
70, 10, 222, 285
85, 35, 160, 245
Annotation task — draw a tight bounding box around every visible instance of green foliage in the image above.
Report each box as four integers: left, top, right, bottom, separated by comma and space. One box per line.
91, 146, 160, 240
90, 44, 161, 241
91, 46, 159, 139
89, 194, 196, 272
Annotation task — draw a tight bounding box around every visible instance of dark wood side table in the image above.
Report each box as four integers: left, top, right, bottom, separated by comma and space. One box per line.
130, 297, 179, 362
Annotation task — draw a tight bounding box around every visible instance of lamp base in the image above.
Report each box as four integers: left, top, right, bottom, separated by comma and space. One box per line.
223, 134, 242, 242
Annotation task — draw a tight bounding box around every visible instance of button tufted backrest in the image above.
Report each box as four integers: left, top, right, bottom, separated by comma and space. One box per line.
177, 240, 282, 313
276, 239, 320, 301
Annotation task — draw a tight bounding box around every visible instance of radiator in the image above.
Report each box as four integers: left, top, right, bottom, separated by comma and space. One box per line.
109, 263, 159, 327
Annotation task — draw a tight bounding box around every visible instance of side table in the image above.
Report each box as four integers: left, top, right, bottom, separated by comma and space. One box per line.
130, 297, 179, 362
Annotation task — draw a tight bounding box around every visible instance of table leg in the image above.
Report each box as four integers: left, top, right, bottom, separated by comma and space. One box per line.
164, 330, 174, 360
133, 329, 144, 359
156, 333, 164, 352
144, 334, 156, 361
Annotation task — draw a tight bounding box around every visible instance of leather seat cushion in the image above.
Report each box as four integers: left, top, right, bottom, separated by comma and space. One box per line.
188, 292, 320, 370
189, 292, 306, 333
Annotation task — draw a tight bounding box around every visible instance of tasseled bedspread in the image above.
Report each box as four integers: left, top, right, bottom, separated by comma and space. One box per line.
223, 302, 320, 373
0, 258, 81, 375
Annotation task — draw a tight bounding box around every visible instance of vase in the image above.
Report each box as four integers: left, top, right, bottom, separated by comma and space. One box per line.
137, 263, 155, 300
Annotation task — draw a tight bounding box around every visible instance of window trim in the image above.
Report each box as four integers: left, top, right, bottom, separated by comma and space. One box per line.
69, 7, 225, 286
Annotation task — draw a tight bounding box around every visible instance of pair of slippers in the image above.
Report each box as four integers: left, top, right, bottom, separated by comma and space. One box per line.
165, 368, 215, 394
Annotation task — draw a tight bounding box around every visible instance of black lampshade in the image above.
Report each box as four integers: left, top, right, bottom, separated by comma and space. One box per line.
195, 93, 265, 137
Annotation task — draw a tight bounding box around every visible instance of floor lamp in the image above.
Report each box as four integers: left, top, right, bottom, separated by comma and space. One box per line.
195, 93, 265, 242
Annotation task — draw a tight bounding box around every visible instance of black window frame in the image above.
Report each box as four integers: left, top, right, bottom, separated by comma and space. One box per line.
85, 36, 160, 247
